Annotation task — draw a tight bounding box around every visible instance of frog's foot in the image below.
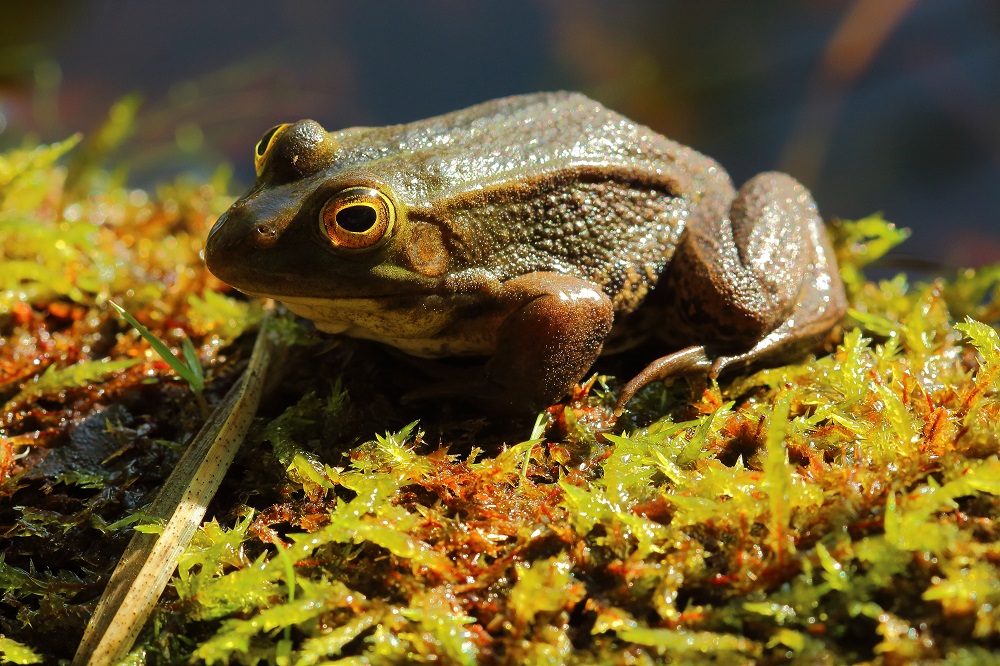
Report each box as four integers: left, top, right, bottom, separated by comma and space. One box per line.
613, 345, 712, 416
614, 303, 846, 416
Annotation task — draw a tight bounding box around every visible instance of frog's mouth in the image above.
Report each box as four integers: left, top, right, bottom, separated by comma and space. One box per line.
242, 290, 400, 309
230, 273, 440, 307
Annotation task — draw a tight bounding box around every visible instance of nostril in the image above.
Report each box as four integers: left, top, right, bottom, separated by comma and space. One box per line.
252, 223, 279, 248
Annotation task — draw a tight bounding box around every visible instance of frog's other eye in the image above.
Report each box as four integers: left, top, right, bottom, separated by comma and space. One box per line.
253, 123, 290, 175
320, 186, 395, 249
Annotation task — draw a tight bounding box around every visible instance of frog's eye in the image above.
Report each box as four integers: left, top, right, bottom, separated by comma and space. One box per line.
253, 123, 290, 175
320, 186, 395, 249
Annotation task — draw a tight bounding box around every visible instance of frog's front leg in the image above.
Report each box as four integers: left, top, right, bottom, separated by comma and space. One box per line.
484, 272, 614, 412
411, 272, 613, 413
617, 172, 845, 414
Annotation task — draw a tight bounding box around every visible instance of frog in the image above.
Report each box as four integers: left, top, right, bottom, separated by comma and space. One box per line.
205, 91, 846, 415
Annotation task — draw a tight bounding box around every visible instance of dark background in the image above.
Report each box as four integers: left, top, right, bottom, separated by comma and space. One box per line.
2, 0, 998, 265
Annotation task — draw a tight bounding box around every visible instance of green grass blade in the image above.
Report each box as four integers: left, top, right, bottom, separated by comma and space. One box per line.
109, 301, 202, 395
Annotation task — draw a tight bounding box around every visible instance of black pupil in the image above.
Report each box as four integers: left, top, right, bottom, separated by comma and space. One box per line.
256, 126, 281, 157
336, 205, 378, 232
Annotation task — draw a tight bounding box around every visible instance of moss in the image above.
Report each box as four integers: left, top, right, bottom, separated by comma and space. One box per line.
2, 132, 1000, 664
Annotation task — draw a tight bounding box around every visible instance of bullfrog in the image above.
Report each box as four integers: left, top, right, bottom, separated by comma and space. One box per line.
206, 91, 845, 414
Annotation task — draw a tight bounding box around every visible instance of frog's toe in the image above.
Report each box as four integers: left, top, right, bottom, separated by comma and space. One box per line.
614, 345, 713, 415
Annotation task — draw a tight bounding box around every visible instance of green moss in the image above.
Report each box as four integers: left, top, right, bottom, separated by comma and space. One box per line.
3, 135, 1000, 664
5, 358, 140, 409
0, 637, 43, 665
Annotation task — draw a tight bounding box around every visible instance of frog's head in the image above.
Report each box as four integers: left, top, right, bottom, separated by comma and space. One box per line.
206, 120, 449, 305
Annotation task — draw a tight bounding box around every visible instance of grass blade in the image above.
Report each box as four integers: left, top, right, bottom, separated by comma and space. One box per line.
109, 301, 203, 395
73, 312, 279, 665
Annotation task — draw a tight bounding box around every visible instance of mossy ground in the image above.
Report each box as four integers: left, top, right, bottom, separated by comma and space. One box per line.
2, 124, 1000, 664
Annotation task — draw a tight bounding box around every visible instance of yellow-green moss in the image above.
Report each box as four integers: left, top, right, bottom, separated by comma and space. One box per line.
2, 133, 1000, 665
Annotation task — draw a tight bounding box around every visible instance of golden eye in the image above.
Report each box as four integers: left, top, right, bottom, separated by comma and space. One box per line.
253, 123, 290, 175
320, 186, 395, 249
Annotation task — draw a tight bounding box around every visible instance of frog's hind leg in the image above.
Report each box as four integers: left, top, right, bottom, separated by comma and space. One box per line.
616, 172, 845, 415
666, 172, 827, 346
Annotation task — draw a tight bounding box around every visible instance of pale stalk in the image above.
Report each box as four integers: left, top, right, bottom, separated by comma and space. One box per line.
73, 312, 278, 665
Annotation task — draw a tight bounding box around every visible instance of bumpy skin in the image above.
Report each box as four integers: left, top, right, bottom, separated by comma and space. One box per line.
206, 91, 846, 413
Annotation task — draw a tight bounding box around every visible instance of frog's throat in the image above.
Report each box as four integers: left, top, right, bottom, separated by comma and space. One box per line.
244, 292, 402, 330
268, 293, 496, 358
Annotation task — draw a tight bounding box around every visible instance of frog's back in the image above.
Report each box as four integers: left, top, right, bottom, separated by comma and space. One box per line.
332, 92, 734, 312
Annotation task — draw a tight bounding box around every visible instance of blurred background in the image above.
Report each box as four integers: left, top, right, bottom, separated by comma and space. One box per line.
1, 0, 997, 265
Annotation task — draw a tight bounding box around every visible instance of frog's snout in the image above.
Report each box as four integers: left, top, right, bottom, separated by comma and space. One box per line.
204, 207, 243, 285
205, 202, 274, 285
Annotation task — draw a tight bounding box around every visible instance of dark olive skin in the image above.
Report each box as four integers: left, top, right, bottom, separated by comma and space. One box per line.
206, 92, 845, 414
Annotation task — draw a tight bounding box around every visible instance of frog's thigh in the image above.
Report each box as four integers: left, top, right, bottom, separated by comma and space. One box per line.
489, 272, 613, 409
668, 172, 817, 347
